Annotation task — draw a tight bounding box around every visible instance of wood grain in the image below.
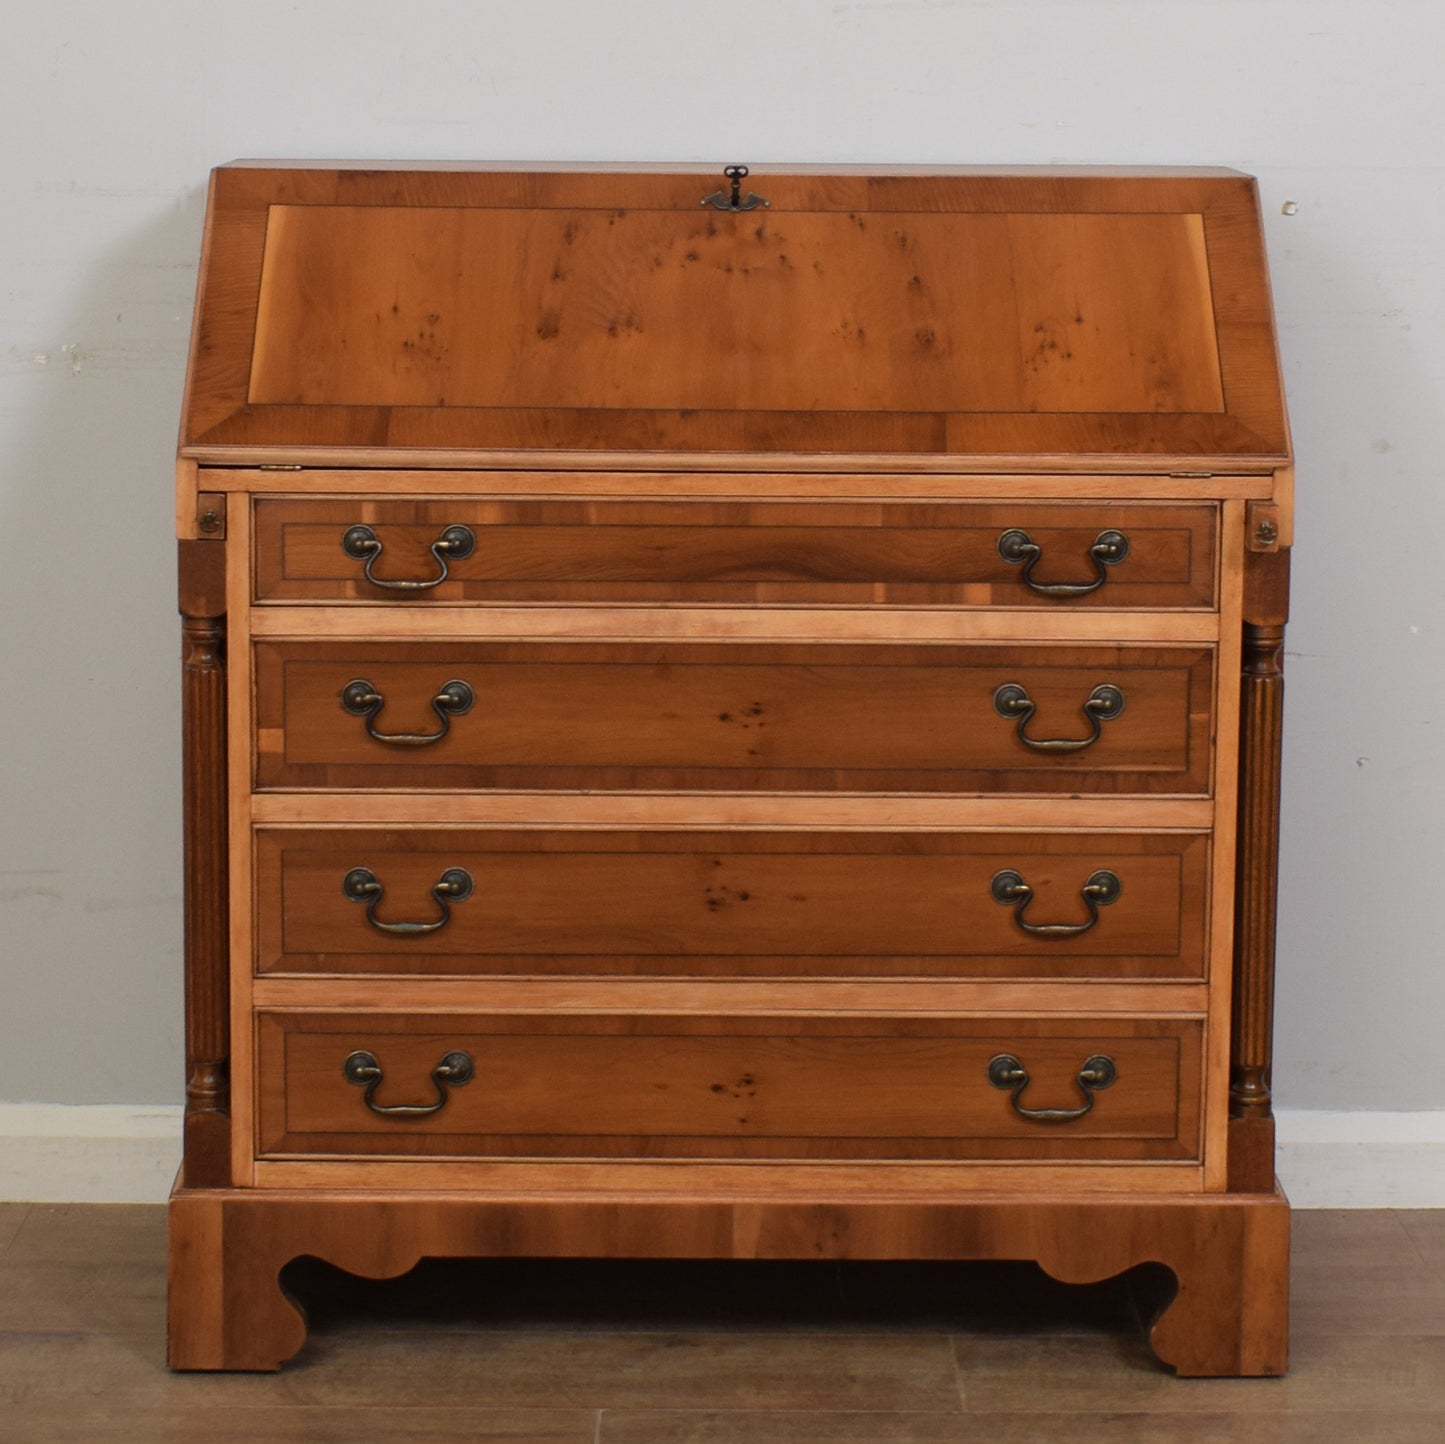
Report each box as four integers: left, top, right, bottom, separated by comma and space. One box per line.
247, 790, 1216, 831
166, 1182, 1288, 1375
209, 466, 1276, 497
253, 497, 1218, 609
254, 827, 1210, 981
249, 1158, 1207, 1195
222, 500, 257, 1188
1202, 500, 1247, 1190
247, 207, 1222, 415
253, 640, 1214, 795
248, 976, 1211, 1017
181, 166, 1288, 466
247, 605, 1222, 646
255, 1010, 1202, 1163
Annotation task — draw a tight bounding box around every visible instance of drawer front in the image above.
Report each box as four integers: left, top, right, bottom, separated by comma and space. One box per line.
254, 642, 1214, 794
257, 828, 1210, 981
253, 498, 1218, 608
257, 1011, 1203, 1162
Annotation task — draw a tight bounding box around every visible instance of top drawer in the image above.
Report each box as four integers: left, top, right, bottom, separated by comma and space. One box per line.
252, 498, 1218, 609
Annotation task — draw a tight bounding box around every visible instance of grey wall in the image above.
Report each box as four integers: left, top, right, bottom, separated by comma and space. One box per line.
2, 1, 1441, 1112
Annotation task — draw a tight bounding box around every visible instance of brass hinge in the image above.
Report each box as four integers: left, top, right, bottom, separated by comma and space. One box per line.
258, 464, 303, 471
1169, 470, 1214, 479
196, 492, 226, 539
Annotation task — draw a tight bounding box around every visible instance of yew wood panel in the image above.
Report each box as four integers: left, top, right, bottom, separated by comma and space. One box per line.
252, 497, 1218, 608
252, 641, 1214, 794
255, 828, 1209, 981
183, 167, 1287, 461
248, 207, 1222, 416
256, 1011, 1203, 1162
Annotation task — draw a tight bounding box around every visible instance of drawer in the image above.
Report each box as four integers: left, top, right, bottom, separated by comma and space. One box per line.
256, 828, 1210, 981
254, 641, 1214, 794
256, 1011, 1203, 1162
253, 498, 1218, 608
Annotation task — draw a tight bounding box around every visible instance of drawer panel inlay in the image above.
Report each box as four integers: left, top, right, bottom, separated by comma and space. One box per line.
257, 1010, 1203, 1162
253, 499, 1219, 609
254, 641, 1214, 794
255, 828, 1211, 980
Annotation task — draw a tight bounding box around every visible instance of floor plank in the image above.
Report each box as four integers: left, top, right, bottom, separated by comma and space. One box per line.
0, 1259, 166, 1340
0, 1204, 28, 1258
599, 1410, 1445, 1444
0, 1403, 599, 1444
287, 1330, 964, 1412
1288, 1262, 1445, 1337
1289, 1207, 1419, 1269
0, 1205, 1440, 1443
950, 1331, 1445, 1414
7, 1203, 165, 1266
1399, 1209, 1445, 1267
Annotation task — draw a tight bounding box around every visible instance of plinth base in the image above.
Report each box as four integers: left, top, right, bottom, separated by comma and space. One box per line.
168, 1180, 1289, 1376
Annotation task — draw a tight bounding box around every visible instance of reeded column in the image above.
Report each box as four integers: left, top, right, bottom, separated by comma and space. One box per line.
180, 540, 230, 1186
1231, 621, 1284, 1120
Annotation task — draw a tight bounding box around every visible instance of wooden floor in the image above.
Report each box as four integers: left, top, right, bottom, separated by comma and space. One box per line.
0, 1204, 1440, 1442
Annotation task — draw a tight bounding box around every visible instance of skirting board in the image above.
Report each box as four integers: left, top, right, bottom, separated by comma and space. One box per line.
0, 1104, 1441, 1207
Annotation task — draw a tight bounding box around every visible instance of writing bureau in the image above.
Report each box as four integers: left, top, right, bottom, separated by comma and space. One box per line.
168, 162, 1292, 1374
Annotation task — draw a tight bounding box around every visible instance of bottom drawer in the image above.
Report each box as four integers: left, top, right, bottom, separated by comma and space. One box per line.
257, 1012, 1202, 1163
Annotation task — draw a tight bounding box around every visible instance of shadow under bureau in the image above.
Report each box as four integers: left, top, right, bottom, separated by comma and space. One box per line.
169, 162, 1292, 1375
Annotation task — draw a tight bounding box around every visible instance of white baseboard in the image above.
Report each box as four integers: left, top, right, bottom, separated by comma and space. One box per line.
0, 1104, 183, 1205
0, 1104, 1441, 1207
1274, 1107, 1445, 1208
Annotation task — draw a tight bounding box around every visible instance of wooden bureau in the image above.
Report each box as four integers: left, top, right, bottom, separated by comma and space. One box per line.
168, 163, 1292, 1375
